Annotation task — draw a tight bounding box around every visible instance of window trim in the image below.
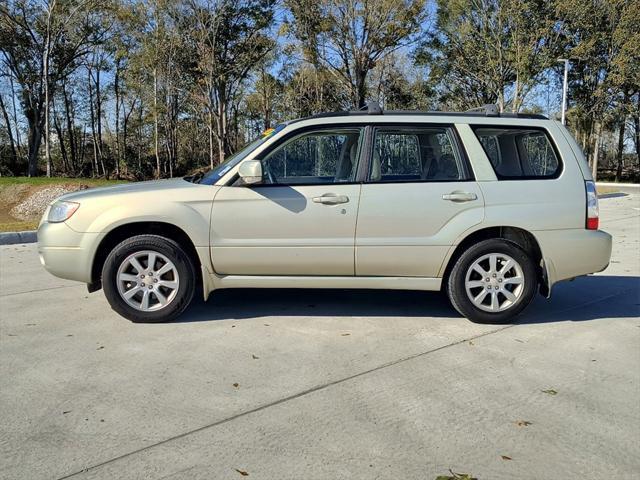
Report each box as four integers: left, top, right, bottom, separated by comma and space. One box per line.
362, 124, 475, 184
471, 125, 563, 180
230, 124, 368, 187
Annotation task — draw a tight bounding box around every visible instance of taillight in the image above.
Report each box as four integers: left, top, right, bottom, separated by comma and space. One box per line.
585, 181, 599, 230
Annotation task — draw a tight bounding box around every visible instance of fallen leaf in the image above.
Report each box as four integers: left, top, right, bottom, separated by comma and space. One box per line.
231, 325, 236, 328
235, 469, 249, 476
66, 334, 73, 337
252, 354, 259, 360
62, 411, 71, 414
501, 455, 512, 461
514, 338, 524, 343
26, 323, 36, 326
233, 383, 239, 388
100, 419, 105, 422
96, 346, 104, 350
515, 420, 532, 427
263, 323, 270, 326
541, 389, 557, 395
468, 341, 474, 346
435, 470, 478, 480
341, 333, 350, 336
7, 334, 17, 337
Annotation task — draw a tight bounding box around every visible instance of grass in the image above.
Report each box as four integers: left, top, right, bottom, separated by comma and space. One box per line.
596, 185, 621, 195
0, 176, 127, 187
0, 220, 39, 233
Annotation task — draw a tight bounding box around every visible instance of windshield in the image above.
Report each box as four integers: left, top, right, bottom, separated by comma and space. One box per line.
197, 124, 286, 185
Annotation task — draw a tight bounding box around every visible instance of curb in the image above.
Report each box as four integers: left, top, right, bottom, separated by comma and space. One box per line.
0, 230, 37, 246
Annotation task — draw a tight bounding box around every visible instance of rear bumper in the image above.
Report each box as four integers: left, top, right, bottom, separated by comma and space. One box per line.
534, 229, 612, 289
37, 222, 100, 283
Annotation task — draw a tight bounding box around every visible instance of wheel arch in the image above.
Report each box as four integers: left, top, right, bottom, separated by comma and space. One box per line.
440, 226, 549, 296
89, 222, 202, 292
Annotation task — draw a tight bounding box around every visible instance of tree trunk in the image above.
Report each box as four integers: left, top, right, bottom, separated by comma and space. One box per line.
615, 119, 626, 182
137, 103, 143, 173
592, 122, 601, 181
94, 63, 105, 176
208, 108, 215, 169
88, 67, 99, 177
44, 2, 53, 178
9, 76, 21, 151
114, 60, 121, 177
62, 80, 77, 174
153, 67, 160, 178
635, 95, 640, 169
216, 102, 227, 164
0, 94, 18, 173
53, 101, 69, 174
122, 98, 136, 176
25, 95, 44, 177
355, 68, 367, 109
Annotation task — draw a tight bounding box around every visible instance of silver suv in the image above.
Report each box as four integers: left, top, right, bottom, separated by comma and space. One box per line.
38, 104, 612, 324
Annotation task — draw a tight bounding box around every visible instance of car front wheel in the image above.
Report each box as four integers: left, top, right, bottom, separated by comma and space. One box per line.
446, 239, 538, 324
102, 235, 196, 323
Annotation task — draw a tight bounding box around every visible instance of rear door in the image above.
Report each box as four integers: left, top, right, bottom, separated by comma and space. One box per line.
210, 127, 363, 276
355, 124, 484, 277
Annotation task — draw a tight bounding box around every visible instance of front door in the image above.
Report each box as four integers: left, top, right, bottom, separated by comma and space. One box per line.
210, 127, 364, 276
355, 124, 484, 277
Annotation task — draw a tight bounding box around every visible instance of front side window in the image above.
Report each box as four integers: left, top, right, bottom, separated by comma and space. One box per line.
473, 126, 561, 179
369, 127, 470, 182
261, 128, 363, 185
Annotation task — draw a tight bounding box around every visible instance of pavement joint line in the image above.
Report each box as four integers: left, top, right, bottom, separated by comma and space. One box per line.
55, 285, 636, 479
57, 326, 512, 479
0, 284, 83, 298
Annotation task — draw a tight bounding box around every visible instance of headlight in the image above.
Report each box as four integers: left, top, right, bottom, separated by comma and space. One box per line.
48, 201, 80, 223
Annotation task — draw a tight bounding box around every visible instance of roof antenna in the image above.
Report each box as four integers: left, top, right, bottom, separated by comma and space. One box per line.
362, 101, 383, 115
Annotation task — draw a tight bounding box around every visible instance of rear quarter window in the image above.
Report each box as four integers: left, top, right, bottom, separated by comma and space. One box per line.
473, 126, 561, 179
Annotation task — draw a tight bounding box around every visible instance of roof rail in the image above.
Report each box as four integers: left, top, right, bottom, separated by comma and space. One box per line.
466, 104, 500, 116
291, 103, 547, 124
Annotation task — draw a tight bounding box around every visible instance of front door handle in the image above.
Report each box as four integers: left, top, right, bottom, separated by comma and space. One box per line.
312, 193, 350, 205
442, 191, 478, 203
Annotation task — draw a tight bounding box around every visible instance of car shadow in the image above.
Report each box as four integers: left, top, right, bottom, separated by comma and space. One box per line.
175, 275, 640, 325
252, 186, 307, 213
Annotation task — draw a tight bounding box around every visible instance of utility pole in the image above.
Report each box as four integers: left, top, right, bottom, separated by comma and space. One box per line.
558, 58, 570, 125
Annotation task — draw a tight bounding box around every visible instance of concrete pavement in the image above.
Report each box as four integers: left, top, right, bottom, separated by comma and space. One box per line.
1, 193, 639, 480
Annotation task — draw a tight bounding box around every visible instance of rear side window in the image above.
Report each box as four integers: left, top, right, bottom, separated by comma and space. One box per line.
369, 126, 471, 182
473, 127, 561, 179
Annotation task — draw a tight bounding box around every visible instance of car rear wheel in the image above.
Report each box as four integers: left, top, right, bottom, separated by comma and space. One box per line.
102, 235, 196, 323
446, 238, 537, 324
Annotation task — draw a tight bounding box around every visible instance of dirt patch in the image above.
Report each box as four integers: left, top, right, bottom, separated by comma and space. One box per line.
0, 183, 86, 231
10, 185, 85, 220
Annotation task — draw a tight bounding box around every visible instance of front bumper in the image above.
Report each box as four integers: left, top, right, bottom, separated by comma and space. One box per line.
37, 222, 101, 283
534, 228, 613, 289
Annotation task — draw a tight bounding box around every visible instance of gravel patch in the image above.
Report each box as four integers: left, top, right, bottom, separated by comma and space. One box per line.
10, 185, 86, 220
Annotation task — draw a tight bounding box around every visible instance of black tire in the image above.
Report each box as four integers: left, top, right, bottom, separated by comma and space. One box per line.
446, 238, 537, 324
102, 234, 196, 323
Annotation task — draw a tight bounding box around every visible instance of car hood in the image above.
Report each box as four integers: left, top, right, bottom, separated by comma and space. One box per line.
58, 178, 200, 203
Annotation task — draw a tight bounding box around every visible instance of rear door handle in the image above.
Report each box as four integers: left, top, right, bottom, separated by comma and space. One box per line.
312, 193, 350, 205
442, 191, 478, 203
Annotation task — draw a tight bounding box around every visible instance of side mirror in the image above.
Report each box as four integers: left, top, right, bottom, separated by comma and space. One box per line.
238, 160, 262, 185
